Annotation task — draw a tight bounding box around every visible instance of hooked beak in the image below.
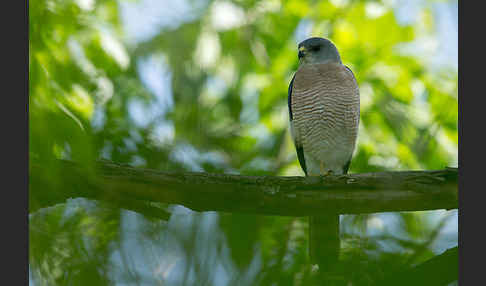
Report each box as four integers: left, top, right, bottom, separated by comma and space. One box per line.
298, 46, 306, 59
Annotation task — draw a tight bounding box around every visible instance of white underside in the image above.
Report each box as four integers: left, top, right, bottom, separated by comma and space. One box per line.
290, 120, 355, 176
303, 143, 353, 176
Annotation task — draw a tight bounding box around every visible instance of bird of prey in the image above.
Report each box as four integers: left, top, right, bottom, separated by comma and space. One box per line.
288, 37, 360, 270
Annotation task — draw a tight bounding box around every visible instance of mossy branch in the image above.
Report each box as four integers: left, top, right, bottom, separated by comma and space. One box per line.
29, 160, 458, 216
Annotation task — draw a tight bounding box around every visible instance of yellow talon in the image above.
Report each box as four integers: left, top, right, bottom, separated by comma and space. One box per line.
320, 161, 333, 176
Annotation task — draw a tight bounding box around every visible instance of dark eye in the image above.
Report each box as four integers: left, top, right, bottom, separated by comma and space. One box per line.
312, 46, 321, 51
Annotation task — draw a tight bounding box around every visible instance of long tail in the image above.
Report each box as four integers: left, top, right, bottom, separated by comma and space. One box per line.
309, 214, 340, 271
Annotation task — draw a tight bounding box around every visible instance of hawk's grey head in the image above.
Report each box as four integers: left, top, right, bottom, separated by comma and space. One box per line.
297, 37, 341, 65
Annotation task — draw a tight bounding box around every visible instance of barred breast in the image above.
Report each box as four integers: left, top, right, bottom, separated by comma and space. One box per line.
291, 62, 359, 175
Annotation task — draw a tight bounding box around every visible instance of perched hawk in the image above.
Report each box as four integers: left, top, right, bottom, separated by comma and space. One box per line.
288, 37, 360, 269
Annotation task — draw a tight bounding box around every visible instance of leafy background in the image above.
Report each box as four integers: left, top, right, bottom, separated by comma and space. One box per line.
29, 0, 458, 285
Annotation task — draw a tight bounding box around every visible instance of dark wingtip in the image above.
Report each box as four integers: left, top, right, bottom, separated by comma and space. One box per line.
288, 74, 295, 120
342, 158, 351, 174
296, 145, 307, 176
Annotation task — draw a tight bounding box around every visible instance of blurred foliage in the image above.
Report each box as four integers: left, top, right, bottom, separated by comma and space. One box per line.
29, 0, 457, 285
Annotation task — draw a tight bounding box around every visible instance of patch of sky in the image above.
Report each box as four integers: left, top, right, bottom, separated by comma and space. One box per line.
426, 209, 458, 253
128, 55, 174, 143
149, 122, 175, 146
170, 143, 228, 172
240, 74, 271, 125
29, 266, 35, 286
108, 210, 170, 285
392, 0, 423, 25
91, 105, 106, 131
357, 210, 457, 255
393, 0, 458, 71
210, 0, 246, 31
293, 18, 314, 44
239, 89, 260, 125
200, 75, 228, 106
251, 124, 276, 150
138, 55, 174, 114
291, 0, 457, 72
119, 0, 210, 45
109, 205, 232, 286
100, 141, 113, 160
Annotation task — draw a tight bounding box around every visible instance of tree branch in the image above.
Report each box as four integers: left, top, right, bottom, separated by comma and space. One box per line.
29, 160, 457, 216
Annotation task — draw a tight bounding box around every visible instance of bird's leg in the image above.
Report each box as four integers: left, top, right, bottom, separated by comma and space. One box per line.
320, 161, 333, 177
